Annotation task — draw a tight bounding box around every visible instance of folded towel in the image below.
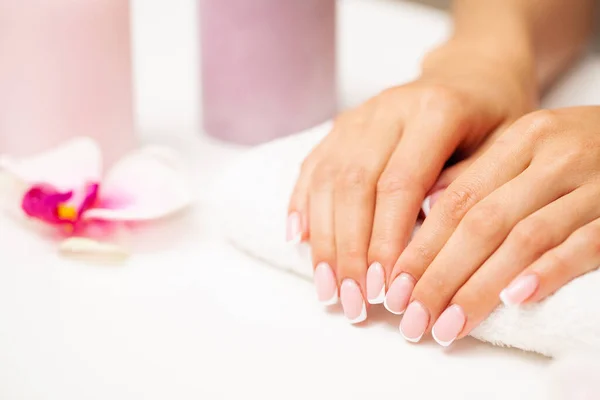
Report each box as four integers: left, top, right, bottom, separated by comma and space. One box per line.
214, 121, 600, 358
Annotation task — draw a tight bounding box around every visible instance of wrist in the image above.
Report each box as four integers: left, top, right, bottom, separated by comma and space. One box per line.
420, 38, 538, 111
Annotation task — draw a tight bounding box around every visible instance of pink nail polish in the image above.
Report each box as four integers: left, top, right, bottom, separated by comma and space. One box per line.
286, 212, 302, 243
500, 274, 539, 306
422, 190, 444, 217
366, 262, 385, 304
399, 301, 429, 342
384, 273, 415, 315
340, 279, 367, 324
313, 262, 338, 305
432, 305, 466, 347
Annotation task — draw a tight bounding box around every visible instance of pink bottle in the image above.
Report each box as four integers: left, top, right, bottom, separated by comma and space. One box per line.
0, 0, 136, 168
200, 0, 337, 145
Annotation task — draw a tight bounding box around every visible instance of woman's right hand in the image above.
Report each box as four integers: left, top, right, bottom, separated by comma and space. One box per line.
287, 42, 538, 323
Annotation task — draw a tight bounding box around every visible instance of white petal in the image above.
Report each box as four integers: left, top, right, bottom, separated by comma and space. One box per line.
83, 146, 193, 221
0, 137, 102, 190
59, 237, 129, 262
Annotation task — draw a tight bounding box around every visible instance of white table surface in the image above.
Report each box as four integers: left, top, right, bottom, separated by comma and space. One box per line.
2, 1, 600, 399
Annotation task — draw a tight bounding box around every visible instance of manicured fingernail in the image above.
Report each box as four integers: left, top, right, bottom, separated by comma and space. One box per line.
399, 301, 429, 343
314, 262, 338, 305
384, 273, 415, 314
500, 274, 539, 306
432, 305, 466, 347
422, 190, 444, 217
340, 279, 367, 324
286, 212, 302, 243
366, 262, 385, 304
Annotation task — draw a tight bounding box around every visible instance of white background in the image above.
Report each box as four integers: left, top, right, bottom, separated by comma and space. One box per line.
2, 0, 600, 398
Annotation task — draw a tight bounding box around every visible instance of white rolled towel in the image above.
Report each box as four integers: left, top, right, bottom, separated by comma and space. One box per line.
214, 121, 600, 358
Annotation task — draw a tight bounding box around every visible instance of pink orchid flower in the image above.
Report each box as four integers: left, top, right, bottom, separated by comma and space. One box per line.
0, 137, 193, 258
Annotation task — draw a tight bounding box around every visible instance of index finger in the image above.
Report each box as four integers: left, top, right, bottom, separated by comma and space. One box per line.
384, 130, 532, 313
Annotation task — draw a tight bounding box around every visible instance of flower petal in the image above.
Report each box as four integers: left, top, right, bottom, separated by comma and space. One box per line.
59, 237, 129, 262
0, 137, 102, 190
21, 184, 73, 224
83, 146, 193, 221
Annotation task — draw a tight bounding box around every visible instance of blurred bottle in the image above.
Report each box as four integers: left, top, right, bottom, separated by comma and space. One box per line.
0, 1, 136, 167
199, 0, 337, 145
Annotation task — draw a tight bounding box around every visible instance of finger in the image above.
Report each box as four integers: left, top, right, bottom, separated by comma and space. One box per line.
399, 164, 567, 342
309, 161, 339, 306
334, 124, 403, 323
503, 213, 600, 306
287, 136, 333, 243
423, 122, 512, 216
367, 114, 461, 305
433, 185, 600, 345
384, 134, 531, 315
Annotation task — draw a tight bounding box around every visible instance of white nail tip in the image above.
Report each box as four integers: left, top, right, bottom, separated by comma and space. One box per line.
399, 326, 423, 343
499, 290, 513, 306
368, 285, 386, 304
320, 293, 339, 306
422, 196, 431, 217
383, 297, 405, 315
287, 233, 302, 245
347, 301, 367, 324
432, 327, 455, 347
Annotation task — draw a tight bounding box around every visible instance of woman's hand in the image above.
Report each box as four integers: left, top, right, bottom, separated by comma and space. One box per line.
389, 106, 600, 345
287, 43, 536, 323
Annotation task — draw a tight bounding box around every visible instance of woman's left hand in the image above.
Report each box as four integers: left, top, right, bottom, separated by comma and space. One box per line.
386, 106, 600, 346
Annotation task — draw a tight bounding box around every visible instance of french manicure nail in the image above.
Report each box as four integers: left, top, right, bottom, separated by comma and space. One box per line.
399, 301, 429, 343
432, 305, 466, 347
314, 262, 338, 305
422, 190, 444, 217
366, 262, 385, 304
286, 212, 302, 243
340, 279, 367, 324
500, 274, 539, 306
384, 273, 415, 315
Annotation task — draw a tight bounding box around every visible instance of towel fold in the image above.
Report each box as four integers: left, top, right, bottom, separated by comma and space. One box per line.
214, 122, 600, 357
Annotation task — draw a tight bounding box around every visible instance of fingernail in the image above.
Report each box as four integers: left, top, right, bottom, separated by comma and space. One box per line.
286, 212, 302, 243
399, 301, 429, 343
384, 273, 415, 314
422, 190, 444, 217
340, 279, 367, 324
366, 262, 385, 304
500, 274, 539, 306
313, 262, 338, 305
432, 304, 466, 347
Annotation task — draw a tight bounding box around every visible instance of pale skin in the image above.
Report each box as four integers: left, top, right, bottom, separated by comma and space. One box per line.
287, 0, 597, 343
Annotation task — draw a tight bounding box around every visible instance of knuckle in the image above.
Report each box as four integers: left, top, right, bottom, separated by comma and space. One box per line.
510, 218, 551, 253
411, 242, 437, 266
462, 203, 505, 240
341, 246, 364, 263
544, 251, 571, 276
377, 86, 404, 103
520, 109, 561, 140
336, 165, 374, 192
311, 162, 338, 190
579, 225, 600, 256
376, 171, 423, 197
441, 185, 479, 223
420, 85, 464, 109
